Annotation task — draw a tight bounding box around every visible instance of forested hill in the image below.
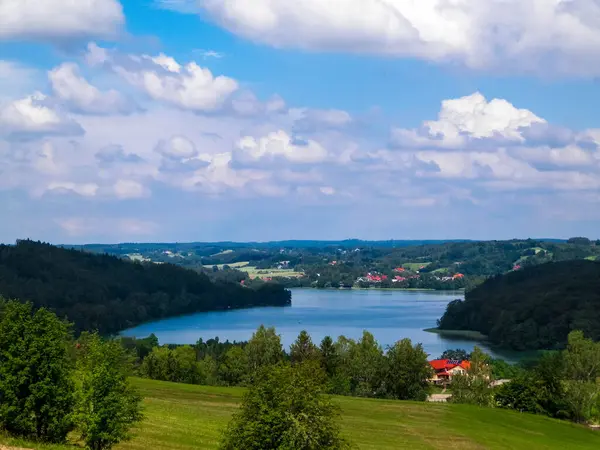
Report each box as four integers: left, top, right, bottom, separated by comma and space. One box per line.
437, 260, 600, 350
0, 240, 291, 334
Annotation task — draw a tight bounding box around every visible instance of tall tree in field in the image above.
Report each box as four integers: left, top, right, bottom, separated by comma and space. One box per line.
383, 339, 432, 401
450, 346, 494, 407
290, 330, 320, 364
75, 333, 143, 450
0, 299, 75, 442
348, 331, 384, 397
319, 336, 339, 377
562, 331, 600, 423
219, 362, 350, 450
245, 325, 284, 375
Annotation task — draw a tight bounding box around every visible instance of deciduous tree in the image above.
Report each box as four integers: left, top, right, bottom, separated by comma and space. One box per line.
383, 339, 432, 400
0, 299, 75, 442
75, 333, 143, 450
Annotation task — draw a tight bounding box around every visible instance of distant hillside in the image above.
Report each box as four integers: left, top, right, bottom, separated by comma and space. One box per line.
437, 260, 600, 350
0, 240, 291, 334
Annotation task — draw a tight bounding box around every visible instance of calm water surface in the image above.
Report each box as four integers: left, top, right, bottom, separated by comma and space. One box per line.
122, 289, 501, 358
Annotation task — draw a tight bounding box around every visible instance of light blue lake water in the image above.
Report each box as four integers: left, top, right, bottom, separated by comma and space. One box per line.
121, 289, 501, 359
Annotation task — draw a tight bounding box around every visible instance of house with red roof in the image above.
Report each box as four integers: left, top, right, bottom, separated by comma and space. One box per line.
428, 359, 471, 385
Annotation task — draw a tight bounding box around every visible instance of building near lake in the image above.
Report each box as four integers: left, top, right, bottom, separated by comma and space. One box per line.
428, 359, 471, 385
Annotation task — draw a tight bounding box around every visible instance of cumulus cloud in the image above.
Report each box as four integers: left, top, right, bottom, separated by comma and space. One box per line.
233, 130, 329, 166
382, 92, 600, 193
95, 145, 144, 165
0, 93, 84, 140
161, 0, 600, 76
49, 63, 138, 115
0, 0, 124, 42
110, 51, 239, 112
391, 92, 544, 150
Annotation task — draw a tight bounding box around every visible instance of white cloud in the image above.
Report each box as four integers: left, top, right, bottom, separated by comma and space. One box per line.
0, 0, 124, 41
292, 107, 353, 132
112, 51, 239, 112
49, 63, 137, 115
56, 217, 158, 237
194, 49, 225, 59
235, 130, 329, 164
32, 142, 66, 175
391, 92, 544, 149
113, 179, 147, 199
0, 93, 83, 139
176, 0, 600, 76
46, 181, 99, 197
155, 135, 198, 159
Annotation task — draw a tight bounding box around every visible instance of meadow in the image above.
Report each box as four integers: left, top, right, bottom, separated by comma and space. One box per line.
3, 378, 599, 450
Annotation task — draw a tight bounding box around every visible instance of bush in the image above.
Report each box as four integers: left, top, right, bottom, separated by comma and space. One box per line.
219, 362, 350, 450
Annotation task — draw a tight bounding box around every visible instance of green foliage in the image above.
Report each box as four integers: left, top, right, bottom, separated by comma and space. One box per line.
335, 332, 384, 397
118, 334, 159, 361
219, 362, 350, 450
439, 260, 600, 350
290, 330, 320, 365
382, 339, 432, 401
563, 330, 600, 382
495, 375, 549, 415
75, 333, 143, 450
561, 331, 600, 423
0, 299, 75, 443
245, 325, 284, 376
219, 346, 249, 386
141, 346, 205, 384
494, 332, 600, 424
450, 347, 494, 407
319, 336, 339, 378
439, 349, 470, 360
489, 358, 524, 379
0, 240, 291, 334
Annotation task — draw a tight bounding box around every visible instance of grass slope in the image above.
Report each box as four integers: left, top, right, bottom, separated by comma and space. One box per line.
2, 378, 599, 449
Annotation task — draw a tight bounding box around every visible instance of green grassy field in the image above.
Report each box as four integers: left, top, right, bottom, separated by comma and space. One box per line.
202, 261, 250, 269
3, 378, 599, 450
402, 262, 431, 271
242, 266, 305, 279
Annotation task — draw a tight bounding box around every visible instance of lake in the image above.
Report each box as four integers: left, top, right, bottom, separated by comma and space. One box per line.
121, 288, 502, 359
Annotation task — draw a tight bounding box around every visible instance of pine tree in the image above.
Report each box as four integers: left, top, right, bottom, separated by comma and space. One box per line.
290, 330, 320, 364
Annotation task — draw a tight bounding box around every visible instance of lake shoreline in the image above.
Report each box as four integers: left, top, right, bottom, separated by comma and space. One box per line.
423, 327, 488, 341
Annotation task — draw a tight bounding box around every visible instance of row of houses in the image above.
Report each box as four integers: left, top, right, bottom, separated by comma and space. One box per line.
357, 272, 465, 284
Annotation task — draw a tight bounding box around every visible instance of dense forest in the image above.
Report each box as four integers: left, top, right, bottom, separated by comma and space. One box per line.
69, 237, 600, 291
0, 240, 291, 334
437, 260, 600, 350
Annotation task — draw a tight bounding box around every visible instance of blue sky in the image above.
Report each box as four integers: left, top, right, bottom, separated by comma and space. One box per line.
1, 0, 600, 243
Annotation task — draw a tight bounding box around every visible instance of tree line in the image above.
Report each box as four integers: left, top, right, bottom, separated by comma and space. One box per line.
438, 260, 600, 350
126, 327, 434, 401
0, 240, 291, 335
